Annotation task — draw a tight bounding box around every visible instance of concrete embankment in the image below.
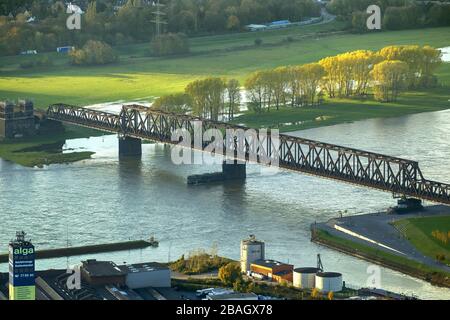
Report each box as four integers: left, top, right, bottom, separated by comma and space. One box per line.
311, 228, 449, 288
310, 207, 450, 288
0, 240, 153, 263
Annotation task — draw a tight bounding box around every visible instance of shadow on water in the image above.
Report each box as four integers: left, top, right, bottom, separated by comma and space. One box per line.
220, 179, 248, 213
118, 156, 143, 184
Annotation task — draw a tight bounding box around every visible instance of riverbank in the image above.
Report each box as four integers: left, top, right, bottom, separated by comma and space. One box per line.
0, 125, 102, 167
233, 84, 450, 132
311, 206, 450, 288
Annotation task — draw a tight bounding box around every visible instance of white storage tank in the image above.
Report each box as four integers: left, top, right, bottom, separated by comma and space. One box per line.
293, 267, 320, 289
315, 272, 343, 293
240, 235, 265, 273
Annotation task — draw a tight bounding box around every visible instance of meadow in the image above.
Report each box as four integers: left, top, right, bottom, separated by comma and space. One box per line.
394, 216, 450, 265
0, 25, 449, 113
0, 25, 449, 166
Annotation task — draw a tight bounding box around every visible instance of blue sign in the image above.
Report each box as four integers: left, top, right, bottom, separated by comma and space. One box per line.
9, 244, 35, 287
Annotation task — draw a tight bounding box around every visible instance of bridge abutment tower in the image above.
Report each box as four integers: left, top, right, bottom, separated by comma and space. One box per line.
119, 136, 142, 157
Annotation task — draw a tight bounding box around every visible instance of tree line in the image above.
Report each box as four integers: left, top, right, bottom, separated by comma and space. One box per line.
153, 45, 442, 118
153, 78, 241, 121
0, 0, 320, 56
243, 45, 442, 111
326, 0, 450, 32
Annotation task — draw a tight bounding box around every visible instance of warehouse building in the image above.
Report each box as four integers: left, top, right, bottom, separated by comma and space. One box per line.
250, 259, 294, 283
118, 263, 171, 289
80, 260, 126, 287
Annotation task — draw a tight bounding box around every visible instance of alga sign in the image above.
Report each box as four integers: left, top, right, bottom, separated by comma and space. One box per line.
9, 243, 36, 300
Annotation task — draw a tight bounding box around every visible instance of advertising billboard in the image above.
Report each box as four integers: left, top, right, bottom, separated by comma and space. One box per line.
8, 242, 35, 300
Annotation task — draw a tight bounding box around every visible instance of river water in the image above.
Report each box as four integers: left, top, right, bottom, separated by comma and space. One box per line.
1, 109, 450, 299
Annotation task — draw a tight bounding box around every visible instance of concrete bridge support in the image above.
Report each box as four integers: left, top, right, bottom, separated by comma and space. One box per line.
119, 136, 142, 157
187, 160, 246, 185
222, 160, 246, 180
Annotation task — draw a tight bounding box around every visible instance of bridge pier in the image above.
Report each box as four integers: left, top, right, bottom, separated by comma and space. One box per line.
187, 160, 246, 185
222, 160, 246, 180
119, 136, 142, 157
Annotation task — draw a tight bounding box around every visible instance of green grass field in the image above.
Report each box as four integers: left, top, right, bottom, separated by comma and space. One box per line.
0, 26, 449, 111
0, 26, 449, 166
394, 216, 450, 265
313, 228, 450, 287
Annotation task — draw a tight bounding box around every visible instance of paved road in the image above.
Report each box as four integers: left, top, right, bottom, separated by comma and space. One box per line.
318, 7, 336, 25
314, 205, 450, 273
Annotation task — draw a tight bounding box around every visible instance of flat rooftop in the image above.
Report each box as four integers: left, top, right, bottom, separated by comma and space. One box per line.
82, 260, 125, 277
118, 262, 169, 274
251, 259, 293, 269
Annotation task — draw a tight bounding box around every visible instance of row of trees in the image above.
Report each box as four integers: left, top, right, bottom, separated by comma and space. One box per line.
245, 63, 326, 112
327, 0, 450, 32
153, 78, 241, 121
244, 45, 442, 110
152, 45, 442, 118
166, 0, 320, 34
0, 0, 321, 56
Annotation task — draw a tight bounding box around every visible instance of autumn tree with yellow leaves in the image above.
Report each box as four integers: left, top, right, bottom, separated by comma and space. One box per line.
372, 60, 409, 102
154, 45, 442, 117
378, 45, 442, 88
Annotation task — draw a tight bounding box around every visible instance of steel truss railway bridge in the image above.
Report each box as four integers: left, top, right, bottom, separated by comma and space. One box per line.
47, 104, 450, 205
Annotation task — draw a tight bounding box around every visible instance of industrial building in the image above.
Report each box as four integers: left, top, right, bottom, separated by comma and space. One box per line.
250, 259, 294, 283
81, 260, 126, 287
118, 263, 171, 289
0, 100, 36, 139
240, 235, 265, 274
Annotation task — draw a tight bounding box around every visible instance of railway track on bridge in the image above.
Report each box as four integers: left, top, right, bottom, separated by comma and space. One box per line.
47, 103, 450, 205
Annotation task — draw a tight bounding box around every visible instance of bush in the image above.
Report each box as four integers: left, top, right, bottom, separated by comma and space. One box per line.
218, 262, 241, 286
152, 93, 192, 114
285, 36, 294, 43
254, 38, 263, 46
20, 55, 53, 69
69, 40, 118, 66
150, 33, 190, 57
170, 249, 232, 275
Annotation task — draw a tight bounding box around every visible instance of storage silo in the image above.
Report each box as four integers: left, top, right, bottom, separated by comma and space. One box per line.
240, 235, 265, 274
315, 272, 343, 293
293, 267, 320, 289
